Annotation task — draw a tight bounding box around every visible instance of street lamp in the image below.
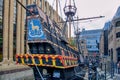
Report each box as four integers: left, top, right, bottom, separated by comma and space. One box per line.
110, 49, 114, 79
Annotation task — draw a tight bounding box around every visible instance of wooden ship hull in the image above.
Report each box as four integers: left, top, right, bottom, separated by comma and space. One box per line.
16, 4, 80, 80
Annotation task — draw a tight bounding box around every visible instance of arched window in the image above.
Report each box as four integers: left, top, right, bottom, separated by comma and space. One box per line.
116, 21, 120, 27
116, 32, 120, 38
0, 0, 3, 62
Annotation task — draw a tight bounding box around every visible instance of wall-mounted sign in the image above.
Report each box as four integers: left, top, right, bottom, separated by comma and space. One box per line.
27, 18, 46, 41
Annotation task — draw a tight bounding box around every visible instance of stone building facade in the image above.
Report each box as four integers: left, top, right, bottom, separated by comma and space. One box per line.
0, 0, 64, 79
108, 6, 120, 63
100, 6, 120, 72
0, 0, 64, 64
99, 31, 104, 56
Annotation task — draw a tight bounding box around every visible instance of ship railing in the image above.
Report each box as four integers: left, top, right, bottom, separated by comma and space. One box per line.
16, 54, 78, 69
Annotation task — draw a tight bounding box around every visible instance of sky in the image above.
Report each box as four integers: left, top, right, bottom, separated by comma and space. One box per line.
47, 0, 120, 35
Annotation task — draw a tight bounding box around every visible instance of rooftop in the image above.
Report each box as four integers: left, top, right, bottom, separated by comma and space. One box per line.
113, 6, 120, 20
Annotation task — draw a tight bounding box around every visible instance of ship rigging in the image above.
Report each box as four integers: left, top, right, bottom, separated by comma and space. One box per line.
15, 0, 104, 80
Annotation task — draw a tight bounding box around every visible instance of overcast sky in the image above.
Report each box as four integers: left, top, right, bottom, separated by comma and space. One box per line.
47, 0, 120, 35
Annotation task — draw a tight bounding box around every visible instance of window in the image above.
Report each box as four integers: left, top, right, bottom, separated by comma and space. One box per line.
32, 45, 38, 54
0, 0, 3, 62
45, 44, 55, 54
87, 45, 92, 48
116, 32, 120, 38
44, 1, 47, 13
13, 0, 17, 61
26, 5, 39, 16
49, 7, 51, 18
81, 46, 84, 49
46, 46, 51, 53
117, 48, 120, 62
111, 48, 113, 59
116, 21, 120, 27
38, 44, 44, 54
39, 0, 42, 8
108, 50, 110, 56
81, 41, 84, 43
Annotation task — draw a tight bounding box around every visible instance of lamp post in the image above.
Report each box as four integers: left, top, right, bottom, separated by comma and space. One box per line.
111, 49, 114, 78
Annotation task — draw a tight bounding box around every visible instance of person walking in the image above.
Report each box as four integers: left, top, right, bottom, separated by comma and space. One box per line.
117, 61, 120, 74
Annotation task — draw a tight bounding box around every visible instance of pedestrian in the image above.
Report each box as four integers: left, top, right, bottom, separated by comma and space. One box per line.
117, 61, 120, 74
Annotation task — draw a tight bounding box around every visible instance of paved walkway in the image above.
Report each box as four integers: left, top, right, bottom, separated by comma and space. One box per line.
97, 68, 120, 80
83, 68, 120, 80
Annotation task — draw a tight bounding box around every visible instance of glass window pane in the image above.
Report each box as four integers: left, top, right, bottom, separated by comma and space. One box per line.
13, 0, 17, 61
0, 0, 3, 62
40, 0, 42, 8
116, 32, 120, 38
116, 21, 120, 27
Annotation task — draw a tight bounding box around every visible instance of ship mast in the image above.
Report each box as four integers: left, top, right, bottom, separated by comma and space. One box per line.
69, 0, 71, 38
63, 0, 77, 38
56, 0, 58, 22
